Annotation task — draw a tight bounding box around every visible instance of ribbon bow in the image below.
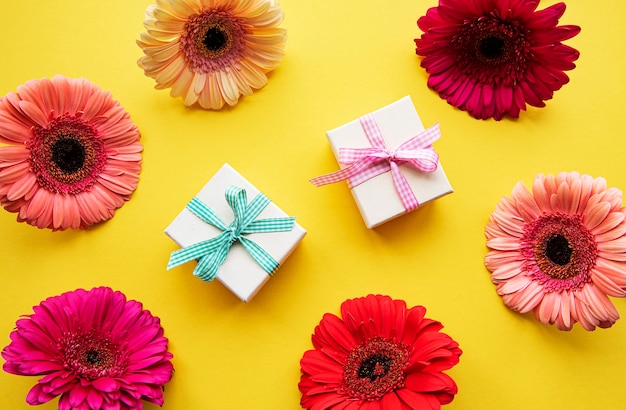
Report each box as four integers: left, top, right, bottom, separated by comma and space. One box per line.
310, 113, 441, 211
167, 185, 296, 282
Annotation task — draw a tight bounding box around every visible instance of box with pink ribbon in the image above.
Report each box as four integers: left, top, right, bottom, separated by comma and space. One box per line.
311, 96, 453, 228
165, 163, 307, 302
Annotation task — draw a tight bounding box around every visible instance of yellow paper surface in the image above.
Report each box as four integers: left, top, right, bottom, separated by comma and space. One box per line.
1, 1, 625, 409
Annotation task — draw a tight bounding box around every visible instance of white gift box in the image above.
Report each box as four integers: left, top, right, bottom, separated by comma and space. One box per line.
325, 96, 453, 228
165, 163, 307, 302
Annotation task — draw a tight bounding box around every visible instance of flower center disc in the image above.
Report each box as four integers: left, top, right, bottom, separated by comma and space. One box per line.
203, 26, 229, 53
51, 138, 86, 174
180, 9, 248, 73
453, 18, 529, 85
522, 213, 598, 291
28, 115, 107, 195
358, 354, 391, 381
85, 349, 104, 365
545, 234, 573, 266
342, 337, 410, 400
479, 35, 506, 61
59, 331, 125, 380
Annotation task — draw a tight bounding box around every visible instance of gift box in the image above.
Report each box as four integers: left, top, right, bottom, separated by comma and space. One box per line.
312, 96, 453, 228
165, 163, 307, 302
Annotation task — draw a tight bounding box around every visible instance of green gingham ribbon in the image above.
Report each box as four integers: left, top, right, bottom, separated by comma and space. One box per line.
167, 185, 296, 282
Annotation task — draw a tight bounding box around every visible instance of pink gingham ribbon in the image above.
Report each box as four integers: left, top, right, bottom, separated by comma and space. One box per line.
310, 113, 440, 211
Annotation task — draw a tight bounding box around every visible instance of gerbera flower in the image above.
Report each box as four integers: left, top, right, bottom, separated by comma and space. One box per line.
0, 75, 142, 230
299, 295, 462, 409
137, 0, 287, 109
2, 287, 174, 409
414, 0, 581, 120
485, 172, 626, 331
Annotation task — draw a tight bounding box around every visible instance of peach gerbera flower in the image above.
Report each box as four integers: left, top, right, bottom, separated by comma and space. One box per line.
485, 172, 626, 331
0, 76, 142, 230
137, 0, 286, 109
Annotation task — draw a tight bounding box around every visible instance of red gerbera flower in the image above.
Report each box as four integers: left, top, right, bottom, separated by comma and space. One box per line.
299, 295, 462, 409
485, 172, 626, 330
0, 75, 142, 230
2, 287, 174, 409
415, 0, 581, 120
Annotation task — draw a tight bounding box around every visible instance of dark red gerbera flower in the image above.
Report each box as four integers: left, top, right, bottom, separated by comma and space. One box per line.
299, 295, 462, 409
415, 0, 581, 120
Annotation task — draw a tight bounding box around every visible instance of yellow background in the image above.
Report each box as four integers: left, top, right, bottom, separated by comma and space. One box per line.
1, 0, 625, 409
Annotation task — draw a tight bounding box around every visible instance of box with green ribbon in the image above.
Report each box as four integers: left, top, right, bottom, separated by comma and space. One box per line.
165, 163, 307, 302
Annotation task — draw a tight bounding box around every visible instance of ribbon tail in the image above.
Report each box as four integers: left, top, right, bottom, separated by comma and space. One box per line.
193, 245, 229, 282
310, 158, 377, 187
390, 162, 419, 211
166, 232, 230, 274
166, 239, 219, 270
240, 237, 280, 275
167, 249, 187, 270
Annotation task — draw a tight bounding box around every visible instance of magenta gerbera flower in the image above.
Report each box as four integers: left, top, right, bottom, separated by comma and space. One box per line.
2, 287, 174, 409
299, 295, 462, 409
0, 75, 142, 230
415, 0, 581, 120
485, 172, 626, 331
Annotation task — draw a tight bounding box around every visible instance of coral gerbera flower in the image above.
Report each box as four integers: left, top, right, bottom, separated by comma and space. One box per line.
137, 0, 286, 109
0, 75, 142, 230
2, 287, 174, 409
415, 0, 581, 120
299, 295, 462, 409
485, 172, 626, 331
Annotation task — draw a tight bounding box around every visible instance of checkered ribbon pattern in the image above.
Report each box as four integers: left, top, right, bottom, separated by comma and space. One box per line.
310, 113, 441, 211
167, 185, 296, 282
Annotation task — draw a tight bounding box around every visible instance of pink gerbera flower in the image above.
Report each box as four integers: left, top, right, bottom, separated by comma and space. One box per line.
137, 0, 286, 109
0, 75, 142, 230
299, 295, 462, 409
415, 0, 581, 120
485, 172, 626, 331
2, 287, 174, 409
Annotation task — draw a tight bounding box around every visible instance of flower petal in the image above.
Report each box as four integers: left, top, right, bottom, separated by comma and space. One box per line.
585, 202, 612, 230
